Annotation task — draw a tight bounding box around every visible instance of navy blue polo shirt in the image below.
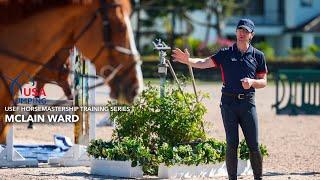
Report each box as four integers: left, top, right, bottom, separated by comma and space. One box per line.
210, 43, 268, 94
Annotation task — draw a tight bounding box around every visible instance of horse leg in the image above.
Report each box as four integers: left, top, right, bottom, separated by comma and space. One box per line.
59, 80, 73, 100
0, 117, 11, 144
58, 62, 72, 101
35, 81, 45, 99
0, 82, 17, 143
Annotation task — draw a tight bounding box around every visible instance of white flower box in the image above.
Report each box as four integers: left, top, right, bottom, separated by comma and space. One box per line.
158, 160, 252, 179
237, 159, 253, 175
90, 159, 143, 178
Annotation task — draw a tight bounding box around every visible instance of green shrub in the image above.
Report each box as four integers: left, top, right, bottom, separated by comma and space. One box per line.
288, 48, 311, 57
87, 137, 155, 174
254, 42, 275, 59
87, 139, 114, 159
141, 44, 156, 55
287, 45, 320, 60
175, 37, 202, 55
307, 44, 320, 57
109, 83, 207, 148
87, 138, 269, 172
239, 139, 269, 160
204, 138, 226, 162
157, 139, 226, 167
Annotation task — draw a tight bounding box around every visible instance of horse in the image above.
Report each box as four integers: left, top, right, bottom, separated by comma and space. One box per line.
0, 0, 143, 144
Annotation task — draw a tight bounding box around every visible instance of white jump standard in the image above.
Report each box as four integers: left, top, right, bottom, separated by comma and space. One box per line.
0, 47, 97, 167
49, 47, 96, 167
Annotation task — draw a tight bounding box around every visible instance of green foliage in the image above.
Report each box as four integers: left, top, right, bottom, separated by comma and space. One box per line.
259, 144, 269, 158
288, 48, 312, 58
175, 37, 202, 55
239, 139, 269, 160
254, 42, 275, 59
193, 142, 220, 165
87, 137, 155, 174
109, 83, 207, 148
157, 139, 226, 167
270, 45, 320, 62
287, 45, 320, 60
174, 37, 228, 57
307, 44, 320, 57
136, 0, 251, 56
268, 56, 319, 62
141, 44, 156, 56
86, 139, 114, 159
88, 138, 270, 172
239, 139, 250, 160
204, 139, 227, 162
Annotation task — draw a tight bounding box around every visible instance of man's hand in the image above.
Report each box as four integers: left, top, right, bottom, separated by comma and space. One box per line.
172, 48, 190, 64
241, 78, 254, 89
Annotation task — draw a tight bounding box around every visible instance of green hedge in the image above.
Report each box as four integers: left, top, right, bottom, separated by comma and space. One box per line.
141, 59, 320, 81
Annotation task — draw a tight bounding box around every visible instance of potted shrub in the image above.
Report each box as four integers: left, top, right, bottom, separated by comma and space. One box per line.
157, 139, 227, 178
157, 139, 269, 178
87, 138, 151, 178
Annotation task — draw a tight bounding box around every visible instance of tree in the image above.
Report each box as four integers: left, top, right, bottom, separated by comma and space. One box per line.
183, 0, 249, 44
134, 0, 207, 52
133, 0, 249, 51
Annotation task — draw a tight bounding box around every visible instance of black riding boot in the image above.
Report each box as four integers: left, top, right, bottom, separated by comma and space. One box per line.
226, 146, 238, 180
250, 151, 263, 180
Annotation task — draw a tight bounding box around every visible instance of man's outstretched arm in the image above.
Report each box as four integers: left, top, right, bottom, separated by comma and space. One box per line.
172, 48, 216, 69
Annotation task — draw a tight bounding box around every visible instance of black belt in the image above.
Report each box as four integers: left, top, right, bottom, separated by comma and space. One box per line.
222, 92, 254, 100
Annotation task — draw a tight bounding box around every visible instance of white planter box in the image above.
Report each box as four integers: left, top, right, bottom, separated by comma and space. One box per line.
158, 160, 252, 179
90, 159, 143, 178
237, 159, 253, 175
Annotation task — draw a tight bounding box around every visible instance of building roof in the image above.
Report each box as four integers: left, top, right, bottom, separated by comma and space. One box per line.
286, 14, 320, 33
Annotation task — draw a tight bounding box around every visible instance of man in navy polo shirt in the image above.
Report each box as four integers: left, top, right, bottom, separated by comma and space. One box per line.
172, 19, 267, 180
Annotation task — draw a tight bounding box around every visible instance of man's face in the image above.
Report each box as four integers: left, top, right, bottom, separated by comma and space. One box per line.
236, 28, 254, 43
